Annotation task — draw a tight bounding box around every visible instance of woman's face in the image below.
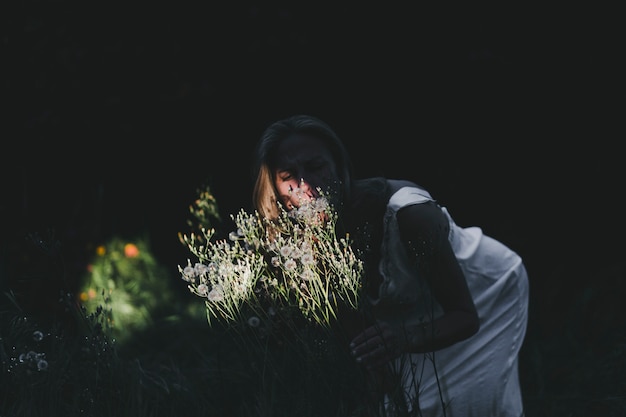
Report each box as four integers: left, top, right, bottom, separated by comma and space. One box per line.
272, 134, 340, 210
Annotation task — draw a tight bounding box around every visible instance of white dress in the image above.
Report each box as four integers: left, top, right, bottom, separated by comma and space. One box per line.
374, 186, 529, 417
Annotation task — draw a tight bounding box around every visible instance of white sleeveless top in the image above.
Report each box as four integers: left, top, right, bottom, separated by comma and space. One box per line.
374, 186, 529, 417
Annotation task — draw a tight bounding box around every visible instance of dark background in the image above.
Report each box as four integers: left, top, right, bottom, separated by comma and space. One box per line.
2, 0, 624, 376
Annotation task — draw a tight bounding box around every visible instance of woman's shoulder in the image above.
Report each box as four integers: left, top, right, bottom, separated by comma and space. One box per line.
385, 179, 434, 206
350, 178, 433, 206
387, 178, 416, 193
387, 179, 429, 195
351, 177, 390, 202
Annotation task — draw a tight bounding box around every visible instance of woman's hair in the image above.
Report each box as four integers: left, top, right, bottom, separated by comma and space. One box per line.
251, 114, 354, 219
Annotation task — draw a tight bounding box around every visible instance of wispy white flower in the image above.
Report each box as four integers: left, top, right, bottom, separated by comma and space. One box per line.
280, 245, 294, 258
182, 263, 195, 281
208, 285, 224, 302
179, 191, 363, 327
197, 283, 209, 297
300, 268, 316, 281
300, 252, 315, 266
283, 258, 297, 271
194, 262, 209, 276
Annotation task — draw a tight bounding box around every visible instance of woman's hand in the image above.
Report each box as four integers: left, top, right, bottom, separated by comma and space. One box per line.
349, 321, 407, 370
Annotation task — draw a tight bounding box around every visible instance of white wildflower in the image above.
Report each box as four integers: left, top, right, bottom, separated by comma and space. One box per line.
208, 285, 224, 302
197, 283, 209, 297
300, 252, 315, 266
283, 258, 297, 271
181, 264, 196, 281
194, 262, 209, 276
280, 245, 294, 258
300, 268, 316, 281
179, 189, 363, 327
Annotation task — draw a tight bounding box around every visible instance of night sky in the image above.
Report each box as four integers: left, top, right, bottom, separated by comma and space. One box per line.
2, 2, 623, 330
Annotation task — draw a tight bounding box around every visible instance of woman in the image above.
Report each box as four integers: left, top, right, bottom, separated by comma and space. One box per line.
251, 114, 529, 416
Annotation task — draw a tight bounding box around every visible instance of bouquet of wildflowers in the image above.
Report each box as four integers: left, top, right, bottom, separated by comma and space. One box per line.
178, 192, 363, 329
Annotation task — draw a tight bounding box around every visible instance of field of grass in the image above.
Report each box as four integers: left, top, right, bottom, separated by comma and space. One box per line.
2, 225, 624, 417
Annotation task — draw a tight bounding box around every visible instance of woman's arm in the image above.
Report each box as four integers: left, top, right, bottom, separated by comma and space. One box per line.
398, 201, 479, 351
350, 201, 479, 369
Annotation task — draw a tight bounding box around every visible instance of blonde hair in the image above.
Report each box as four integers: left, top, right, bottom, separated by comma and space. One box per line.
252, 163, 280, 220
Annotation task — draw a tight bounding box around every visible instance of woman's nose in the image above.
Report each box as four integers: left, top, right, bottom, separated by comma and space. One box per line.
287, 178, 313, 203
297, 178, 311, 192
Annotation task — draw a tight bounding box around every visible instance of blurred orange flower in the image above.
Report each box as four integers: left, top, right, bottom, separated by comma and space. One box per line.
124, 243, 140, 258
79, 288, 97, 302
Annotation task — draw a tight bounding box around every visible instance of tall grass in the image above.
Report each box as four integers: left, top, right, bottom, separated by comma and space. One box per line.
0, 230, 375, 416
3, 186, 624, 416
